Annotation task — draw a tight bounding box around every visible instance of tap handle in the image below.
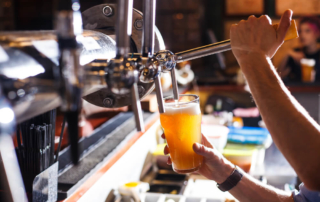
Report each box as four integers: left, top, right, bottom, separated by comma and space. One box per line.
170, 67, 179, 101
131, 83, 145, 132
175, 20, 299, 63
116, 0, 133, 58
153, 50, 178, 103
142, 0, 156, 57
154, 74, 165, 113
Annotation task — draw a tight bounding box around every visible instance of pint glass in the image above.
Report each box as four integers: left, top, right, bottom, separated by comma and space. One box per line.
301, 58, 316, 82
160, 94, 203, 173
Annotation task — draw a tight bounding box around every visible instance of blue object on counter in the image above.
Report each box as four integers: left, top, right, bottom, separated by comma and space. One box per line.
227, 126, 272, 146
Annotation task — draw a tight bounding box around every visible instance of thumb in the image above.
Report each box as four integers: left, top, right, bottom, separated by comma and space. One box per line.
193, 143, 213, 158
277, 9, 293, 43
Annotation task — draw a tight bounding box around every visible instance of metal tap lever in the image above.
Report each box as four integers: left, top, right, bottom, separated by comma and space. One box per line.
56, 0, 83, 164
155, 40, 230, 103
175, 40, 231, 63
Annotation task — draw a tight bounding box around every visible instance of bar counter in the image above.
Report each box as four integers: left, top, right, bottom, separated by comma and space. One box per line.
57, 83, 320, 201
58, 112, 160, 201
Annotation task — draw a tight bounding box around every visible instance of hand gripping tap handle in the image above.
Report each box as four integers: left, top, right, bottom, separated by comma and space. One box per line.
175, 20, 298, 63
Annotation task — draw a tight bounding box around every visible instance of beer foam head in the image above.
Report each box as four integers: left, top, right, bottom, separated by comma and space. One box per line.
164, 102, 201, 115
301, 58, 316, 67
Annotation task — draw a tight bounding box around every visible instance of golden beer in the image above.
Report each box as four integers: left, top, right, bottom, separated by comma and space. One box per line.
301, 58, 316, 82
160, 95, 203, 173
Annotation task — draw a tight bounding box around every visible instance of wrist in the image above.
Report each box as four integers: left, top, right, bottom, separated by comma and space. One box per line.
213, 159, 235, 184
237, 52, 269, 67
237, 53, 272, 74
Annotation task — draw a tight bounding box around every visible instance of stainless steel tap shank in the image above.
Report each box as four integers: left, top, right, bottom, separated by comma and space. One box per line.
175, 40, 231, 63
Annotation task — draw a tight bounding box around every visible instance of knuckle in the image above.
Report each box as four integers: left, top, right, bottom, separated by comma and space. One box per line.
248, 15, 256, 20
230, 24, 237, 31
259, 15, 271, 23
260, 15, 267, 19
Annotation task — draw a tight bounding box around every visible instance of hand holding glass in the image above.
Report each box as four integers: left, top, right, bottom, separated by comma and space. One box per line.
160, 94, 203, 173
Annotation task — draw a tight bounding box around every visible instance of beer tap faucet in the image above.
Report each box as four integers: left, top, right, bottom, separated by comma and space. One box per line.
155, 50, 179, 102
56, 0, 84, 164
140, 0, 167, 113
139, 0, 181, 111
106, 0, 144, 131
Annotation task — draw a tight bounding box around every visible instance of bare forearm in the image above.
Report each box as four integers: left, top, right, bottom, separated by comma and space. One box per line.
277, 56, 290, 78
239, 53, 320, 190
229, 171, 293, 202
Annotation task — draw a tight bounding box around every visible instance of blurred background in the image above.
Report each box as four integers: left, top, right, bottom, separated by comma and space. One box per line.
1, 0, 320, 85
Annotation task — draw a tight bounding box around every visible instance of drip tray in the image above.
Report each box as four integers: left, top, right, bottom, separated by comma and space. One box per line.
149, 184, 181, 194
144, 169, 188, 195
155, 173, 186, 181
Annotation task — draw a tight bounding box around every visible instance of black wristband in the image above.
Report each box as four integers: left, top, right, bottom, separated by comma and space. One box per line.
217, 166, 243, 192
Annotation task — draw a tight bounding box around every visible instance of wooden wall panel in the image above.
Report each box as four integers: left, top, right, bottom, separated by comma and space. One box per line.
276, 0, 320, 16
226, 0, 264, 16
